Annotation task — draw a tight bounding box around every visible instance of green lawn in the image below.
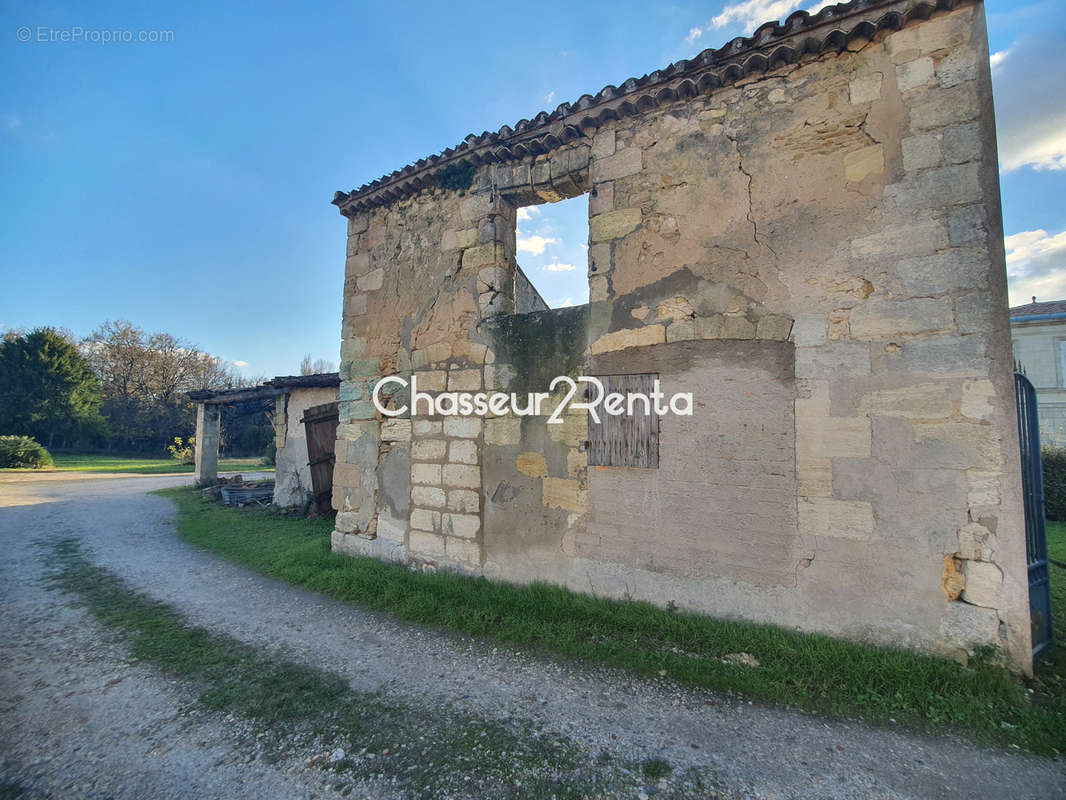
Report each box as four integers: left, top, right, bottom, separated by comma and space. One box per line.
1040, 522, 1066, 696
1047, 520, 1066, 568
15, 454, 274, 475
155, 486, 1066, 754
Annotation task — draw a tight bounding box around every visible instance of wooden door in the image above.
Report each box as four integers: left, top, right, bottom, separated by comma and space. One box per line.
302, 401, 340, 515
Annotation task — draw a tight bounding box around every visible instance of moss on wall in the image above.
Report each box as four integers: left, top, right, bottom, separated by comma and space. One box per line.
435, 162, 477, 194
479, 306, 589, 396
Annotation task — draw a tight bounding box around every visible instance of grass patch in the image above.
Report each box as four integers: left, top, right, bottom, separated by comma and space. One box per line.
41, 538, 669, 799
0, 453, 274, 475
155, 486, 1066, 755
1034, 522, 1066, 717
641, 757, 672, 780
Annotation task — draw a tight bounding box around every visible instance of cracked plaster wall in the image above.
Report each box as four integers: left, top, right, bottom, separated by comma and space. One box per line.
273, 387, 340, 508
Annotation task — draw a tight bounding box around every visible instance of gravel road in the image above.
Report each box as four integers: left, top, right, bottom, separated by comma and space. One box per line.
1, 475, 1063, 799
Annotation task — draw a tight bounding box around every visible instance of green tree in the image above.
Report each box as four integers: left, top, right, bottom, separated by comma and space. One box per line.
0, 328, 104, 447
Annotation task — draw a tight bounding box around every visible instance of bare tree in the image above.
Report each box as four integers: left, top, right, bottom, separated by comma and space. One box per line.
85, 322, 247, 397
82, 320, 252, 451
299, 354, 335, 375
84, 320, 145, 404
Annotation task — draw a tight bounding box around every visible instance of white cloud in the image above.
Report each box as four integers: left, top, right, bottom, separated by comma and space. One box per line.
700, 0, 834, 34
712, 0, 804, 30
543, 262, 576, 272
233, 360, 248, 367
516, 234, 558, 255
1005, 229, 1066, 266
1005, 139, 1066, 172
555, 297, 574, 308
993, 32, 1066, 172
1005, 228, 1066, 306
516, 206, 541, 222
544, 91, 555, 105
804, 0, 835, 15
989, 49, 1010, 71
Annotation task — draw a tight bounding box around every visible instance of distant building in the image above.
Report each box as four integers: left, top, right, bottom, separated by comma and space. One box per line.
1011, 299, 1066, 447
190, 373, 340, 507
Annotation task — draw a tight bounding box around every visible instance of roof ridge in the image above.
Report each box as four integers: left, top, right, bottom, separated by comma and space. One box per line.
1010, 300, 1066, 315
333, 0, 974, 215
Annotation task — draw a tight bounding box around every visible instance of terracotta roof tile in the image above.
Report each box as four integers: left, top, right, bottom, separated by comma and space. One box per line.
332, 0, 975, 215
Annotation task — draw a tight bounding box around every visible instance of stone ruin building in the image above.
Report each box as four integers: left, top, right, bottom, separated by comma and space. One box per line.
326, 0, 1034, 672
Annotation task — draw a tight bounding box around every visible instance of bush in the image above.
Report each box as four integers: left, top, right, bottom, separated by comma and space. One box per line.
1043, 445, 1066, 522
0, 435, 54, 469
166, 436, 195, 465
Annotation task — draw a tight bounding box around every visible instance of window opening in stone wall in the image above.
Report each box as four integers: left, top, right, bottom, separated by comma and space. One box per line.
515, 194, 590, 311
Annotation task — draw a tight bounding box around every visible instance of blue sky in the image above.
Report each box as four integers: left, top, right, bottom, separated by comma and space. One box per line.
516, 197, 591, 309
1, 0, 1064, 379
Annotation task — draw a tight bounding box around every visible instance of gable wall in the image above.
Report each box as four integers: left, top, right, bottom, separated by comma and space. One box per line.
330, 2, 1032, 672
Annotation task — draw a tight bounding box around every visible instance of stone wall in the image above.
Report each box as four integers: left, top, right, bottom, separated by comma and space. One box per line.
273, 386, 340, 507
329, 1, 1033, 672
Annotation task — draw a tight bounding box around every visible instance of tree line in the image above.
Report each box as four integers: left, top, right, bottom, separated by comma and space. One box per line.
0, 321, 272, 456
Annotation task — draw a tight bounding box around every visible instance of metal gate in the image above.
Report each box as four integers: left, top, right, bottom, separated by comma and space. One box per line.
1015, 372, 1053, 662
302, 401, 339, 516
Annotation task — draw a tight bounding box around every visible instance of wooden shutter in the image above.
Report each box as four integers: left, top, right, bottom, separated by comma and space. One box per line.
587, 374, 659, 468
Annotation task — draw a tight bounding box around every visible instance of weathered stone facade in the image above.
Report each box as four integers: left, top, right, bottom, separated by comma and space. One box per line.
329, 0, 1033, 672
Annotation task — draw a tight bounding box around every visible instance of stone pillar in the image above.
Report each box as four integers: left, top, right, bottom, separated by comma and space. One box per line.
273, 395, 287, 454
194, 402, 220, 486
457, 189, 516, 319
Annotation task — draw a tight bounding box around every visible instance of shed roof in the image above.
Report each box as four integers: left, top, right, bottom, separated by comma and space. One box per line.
269, 373, 341, 389
332, 0, 970, 216
189, 372, 340, 404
